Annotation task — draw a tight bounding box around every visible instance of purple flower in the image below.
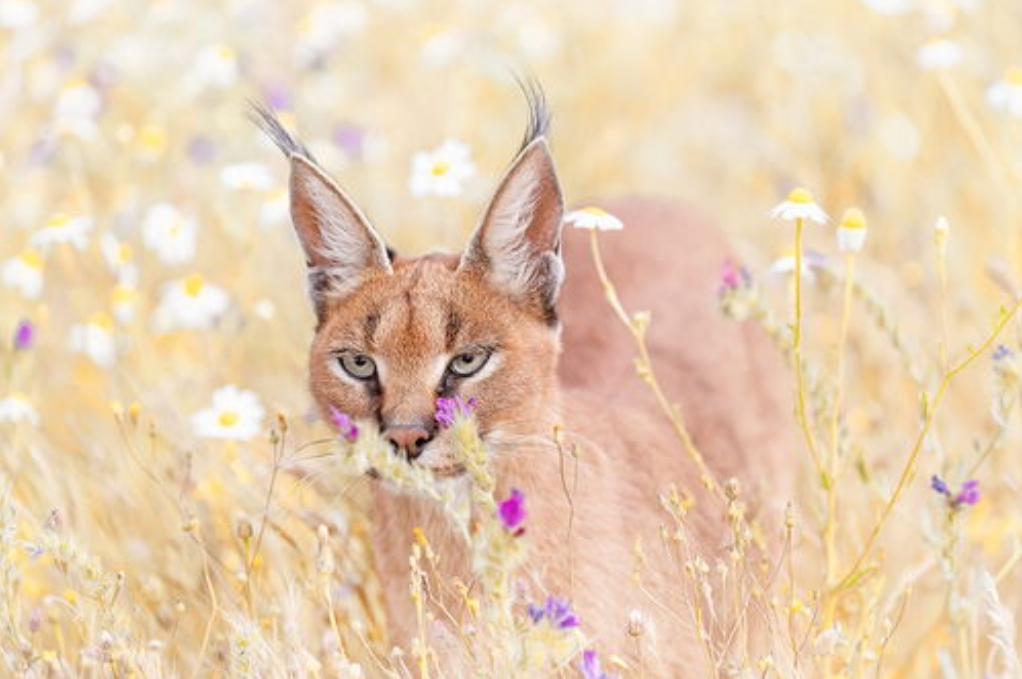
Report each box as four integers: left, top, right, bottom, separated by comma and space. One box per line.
328, 405, 359, 442
263, 84, 292, 111
435, 395, 477, 429
578, 649, 616, 679
717, 258, 752, 295
13, 320, 34, 351
529, 596, 579, 629
498, 489, 526, 533
333, 123, 366, 159
954, 479, 980, 507
187, 136, 217, 164
932, 474, 981, 509
993, 344, 1012, 361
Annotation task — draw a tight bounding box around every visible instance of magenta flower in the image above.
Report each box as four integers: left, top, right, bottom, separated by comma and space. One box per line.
498, 488, 526, 534
528, 596, 579, 629
435, 395, 477, 429
328, 405, 359, 442
717, 258, 751, 295
13, 320, 34, 351
578, 649, 616, 679
931, 474, 980, 509
954, 480, 980, 507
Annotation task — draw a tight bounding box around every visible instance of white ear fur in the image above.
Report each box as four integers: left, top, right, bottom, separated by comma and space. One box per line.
289, 155, 392, 312
459, 138, 564, 315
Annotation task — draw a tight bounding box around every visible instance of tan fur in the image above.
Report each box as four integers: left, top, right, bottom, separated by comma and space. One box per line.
264, 107, 794, 675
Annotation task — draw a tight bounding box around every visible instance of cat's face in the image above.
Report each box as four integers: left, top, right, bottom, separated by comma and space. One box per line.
255, 103, 564, 474
308, 253, 560, 474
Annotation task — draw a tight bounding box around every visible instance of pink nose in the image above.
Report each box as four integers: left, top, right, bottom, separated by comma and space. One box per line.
385, 425, 432, 459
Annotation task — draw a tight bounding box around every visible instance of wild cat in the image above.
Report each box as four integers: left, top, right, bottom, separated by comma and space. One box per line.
255, 89, 793, 675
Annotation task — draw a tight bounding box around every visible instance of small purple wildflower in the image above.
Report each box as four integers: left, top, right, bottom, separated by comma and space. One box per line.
529, 596, 579, 629
578, 649, 616, 679
954, 479, 980, 507
497, 488, 526, 534
718, 258, 751, 293
187, 136, 217, 164
435, 395, 477, 429
13, 320, 34, 351
993, 344, 1012, 361
333, 123, 366, 159
932, 474, 980, 509
328, 405, 359, 442
263, 84, 293, 111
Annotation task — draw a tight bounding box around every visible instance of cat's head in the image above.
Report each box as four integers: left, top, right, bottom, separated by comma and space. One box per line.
255, 91, 564, 475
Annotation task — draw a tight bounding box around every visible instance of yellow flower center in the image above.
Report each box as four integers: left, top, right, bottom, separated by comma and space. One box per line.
580, 206, 608, 216
839, 208, 867, 231
1006, 67, 1022, 86
111, 286, 135, 304
48, 213, 71, 229
183, 274, 205, 297
117, 243, 133, 262
786, 187, 814, 204
138, 125, 167, 153
19, 251, 43, 269
215, 45, 235, 61
10, 392, 31, 404
89, 313, 114, 330
430, 161, 451, 176
218, 410, 240, 426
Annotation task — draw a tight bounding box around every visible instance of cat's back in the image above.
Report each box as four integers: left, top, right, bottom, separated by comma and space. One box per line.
558, 196, 794, 492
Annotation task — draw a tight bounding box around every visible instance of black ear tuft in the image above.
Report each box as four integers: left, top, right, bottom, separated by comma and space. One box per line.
385, 246, 397, 263
515, 77, 551, 154
248, 100, 317, 162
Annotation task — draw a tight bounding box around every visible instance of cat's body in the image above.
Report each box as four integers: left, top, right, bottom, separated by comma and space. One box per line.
255, 93, 792, 675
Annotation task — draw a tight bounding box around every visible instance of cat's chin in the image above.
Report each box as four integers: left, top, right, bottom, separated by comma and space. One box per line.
424, 463, 467, 479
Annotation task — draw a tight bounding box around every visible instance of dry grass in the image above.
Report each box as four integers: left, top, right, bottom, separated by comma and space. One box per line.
2, 0, 1021, 676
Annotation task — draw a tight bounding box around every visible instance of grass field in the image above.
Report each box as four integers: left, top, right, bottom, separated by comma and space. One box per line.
1, 0, 1021, 676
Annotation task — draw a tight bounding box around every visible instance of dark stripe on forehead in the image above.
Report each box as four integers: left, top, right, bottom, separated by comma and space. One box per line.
445, 308, 462, 351
363, 311, 380, 348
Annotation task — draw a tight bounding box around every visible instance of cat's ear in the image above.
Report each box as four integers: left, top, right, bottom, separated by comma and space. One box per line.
459, 137, 564, 320
288, 155, 392, 310
252, 104, 391, 319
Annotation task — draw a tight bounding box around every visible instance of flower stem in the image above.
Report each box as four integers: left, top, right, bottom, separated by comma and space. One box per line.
588, 230, 720, 497
833, 295, 1022, 592
792, 218, 823, 476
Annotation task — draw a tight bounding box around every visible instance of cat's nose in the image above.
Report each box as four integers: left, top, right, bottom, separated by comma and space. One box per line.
384, 424, 433, 460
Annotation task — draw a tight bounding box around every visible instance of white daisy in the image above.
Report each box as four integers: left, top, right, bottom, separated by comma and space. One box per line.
100, 232, 138, 285
2, 251, 44, 299
191, 385, 265, 441
142, 203, 198, 265
190, 44, 239, 90
836, 208, 868, 253
111, 285, 137, 325
770, 187, 830, 224
770, 249, 824, 280
30, 214, 94, 251
917, 39, 963, 70
220, 162, 274, 191
258, 189, 290, 228
986, 68, 1022, 118
70, 314, 118, 367
934, 215, 950, 253
564, 206, 625, 231
53, 82, 102, 141
0, 393, 39, 426
295, 1, 369, 66
408, 140, 476, 197
153, 274, 229, 333
0, 0, 38, 27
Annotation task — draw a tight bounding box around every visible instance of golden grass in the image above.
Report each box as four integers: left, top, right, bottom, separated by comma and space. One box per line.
2, 0, 1021, 676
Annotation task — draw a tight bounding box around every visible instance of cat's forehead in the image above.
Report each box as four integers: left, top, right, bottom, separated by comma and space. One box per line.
320, 253, 503, 358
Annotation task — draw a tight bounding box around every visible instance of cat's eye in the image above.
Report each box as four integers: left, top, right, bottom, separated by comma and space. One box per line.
339, 353, 377, 380
448, 349, 490, 378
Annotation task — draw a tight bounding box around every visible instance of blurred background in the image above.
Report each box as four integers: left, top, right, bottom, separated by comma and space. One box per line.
2, 0, 1021, 676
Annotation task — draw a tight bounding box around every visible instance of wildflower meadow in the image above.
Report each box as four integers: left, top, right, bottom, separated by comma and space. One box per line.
2, 0, 1021, 677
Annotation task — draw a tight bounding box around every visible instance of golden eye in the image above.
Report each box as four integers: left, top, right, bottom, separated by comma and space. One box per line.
339, 353, 377, 380
448, 349, 490, 377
